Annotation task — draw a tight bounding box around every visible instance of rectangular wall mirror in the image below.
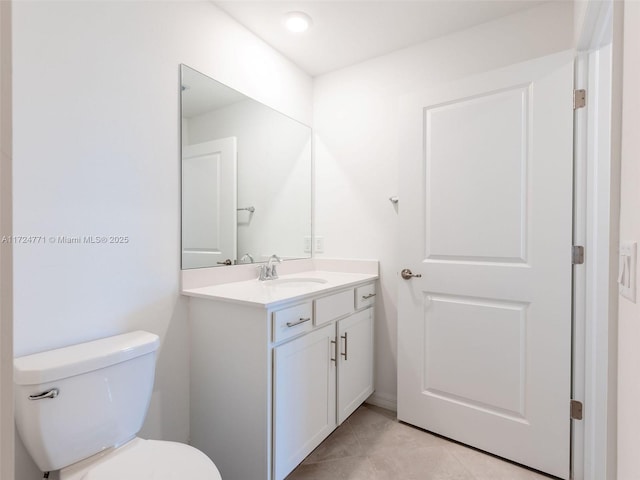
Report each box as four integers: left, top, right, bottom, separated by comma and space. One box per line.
180, 64, 312, 269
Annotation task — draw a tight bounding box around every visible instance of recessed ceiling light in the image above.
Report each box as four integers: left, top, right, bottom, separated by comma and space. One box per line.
283, 11, 312, 33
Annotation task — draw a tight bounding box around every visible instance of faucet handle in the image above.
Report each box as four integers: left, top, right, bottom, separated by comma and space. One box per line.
268, 254, 282, 279
258, 264, 269, 281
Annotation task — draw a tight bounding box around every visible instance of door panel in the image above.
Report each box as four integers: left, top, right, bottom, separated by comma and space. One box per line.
398, 51, 574, 479
425, 86, 529, 262
423, 295, 526, 418
273, 323, 336, 480
337, 308, 374, 424
182, 137, 236, 268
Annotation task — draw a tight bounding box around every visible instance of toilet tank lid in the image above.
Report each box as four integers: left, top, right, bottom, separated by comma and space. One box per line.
14, 331, 160, 386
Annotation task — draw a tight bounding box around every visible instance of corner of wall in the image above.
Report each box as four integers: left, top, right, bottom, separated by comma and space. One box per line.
0, 1, 14, 478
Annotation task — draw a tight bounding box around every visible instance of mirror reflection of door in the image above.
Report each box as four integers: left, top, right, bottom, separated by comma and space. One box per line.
182, 137, 237, 269
180, 64, 312, 269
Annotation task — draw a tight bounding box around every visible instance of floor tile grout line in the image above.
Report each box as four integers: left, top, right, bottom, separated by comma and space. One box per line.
446, 446, 481, 480
301, 421, 366, 466
288, 404, 554, 480
344, 417, 365, 454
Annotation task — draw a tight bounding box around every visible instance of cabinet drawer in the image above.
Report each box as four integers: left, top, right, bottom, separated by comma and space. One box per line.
315, 289, 354, 326
272, 302, 313, 343
355, 284, 376, 310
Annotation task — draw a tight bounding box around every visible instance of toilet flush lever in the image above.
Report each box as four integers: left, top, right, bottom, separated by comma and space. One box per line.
28, 388, 59, 400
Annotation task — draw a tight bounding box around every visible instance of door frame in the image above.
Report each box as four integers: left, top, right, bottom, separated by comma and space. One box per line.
573, 1, 620, 479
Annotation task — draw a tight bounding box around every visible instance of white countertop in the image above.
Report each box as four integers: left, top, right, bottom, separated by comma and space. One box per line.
181, 270, 378, 308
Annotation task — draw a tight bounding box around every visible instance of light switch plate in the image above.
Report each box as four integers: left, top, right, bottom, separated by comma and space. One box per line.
314, 236, 324, 253
303, 236, 311, 253
619, 241, 637, 303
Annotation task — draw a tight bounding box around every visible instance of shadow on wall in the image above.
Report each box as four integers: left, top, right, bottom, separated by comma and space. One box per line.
138, 294, 191, 441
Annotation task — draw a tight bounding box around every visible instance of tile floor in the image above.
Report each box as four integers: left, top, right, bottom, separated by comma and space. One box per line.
286, 404, 556, 480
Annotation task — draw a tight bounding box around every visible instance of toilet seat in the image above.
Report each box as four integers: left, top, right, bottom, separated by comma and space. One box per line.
60, 438, 222, 480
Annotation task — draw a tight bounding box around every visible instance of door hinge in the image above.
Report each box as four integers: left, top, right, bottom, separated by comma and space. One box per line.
571, 400, 583, 420
574, 89, 586, 110
572, 245, 585, 265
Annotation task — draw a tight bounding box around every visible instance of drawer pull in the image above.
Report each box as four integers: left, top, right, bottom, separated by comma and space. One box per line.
341, 332, 348, 360
361, 293, 376, 300
286, 317, 311, 328
331, 339, 337, 363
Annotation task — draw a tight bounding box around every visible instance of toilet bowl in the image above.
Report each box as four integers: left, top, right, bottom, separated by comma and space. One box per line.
14, 331, 222, 479
60, 438, 221, 480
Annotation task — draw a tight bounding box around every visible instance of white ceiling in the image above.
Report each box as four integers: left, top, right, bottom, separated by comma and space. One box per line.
214, 1, 549, 77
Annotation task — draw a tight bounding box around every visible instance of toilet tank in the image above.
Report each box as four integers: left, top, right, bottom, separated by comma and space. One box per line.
14, 331, 160, 472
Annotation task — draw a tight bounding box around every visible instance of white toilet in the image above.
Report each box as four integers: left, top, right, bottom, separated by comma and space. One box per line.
14, 330, 222, 479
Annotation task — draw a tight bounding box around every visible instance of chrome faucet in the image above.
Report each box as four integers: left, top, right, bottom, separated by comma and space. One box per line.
267, 254, 282, 279
258, 254, 282, 281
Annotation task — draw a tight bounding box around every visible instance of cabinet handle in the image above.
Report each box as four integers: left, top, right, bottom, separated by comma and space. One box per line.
286, 317, 311, 328
341, 332, 348, 360
330, 339, 337, 363
361, 293, 376, 300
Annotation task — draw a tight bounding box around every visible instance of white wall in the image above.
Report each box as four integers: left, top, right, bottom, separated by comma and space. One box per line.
313, 1, 575, 409
574, 0, 590, 46
0, 1, 14, 479
617, 1, 640, 478
12, 1, 311, 478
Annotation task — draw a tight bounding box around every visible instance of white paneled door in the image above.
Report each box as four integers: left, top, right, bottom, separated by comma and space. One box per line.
397, 52, 574, 479
182, 137, 237, 268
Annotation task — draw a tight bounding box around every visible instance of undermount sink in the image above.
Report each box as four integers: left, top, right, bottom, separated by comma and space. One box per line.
266, 277, 328, 287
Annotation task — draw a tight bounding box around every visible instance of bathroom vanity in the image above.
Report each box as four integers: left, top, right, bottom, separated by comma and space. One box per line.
179, 65, 373, 479
182, 265, 377, 480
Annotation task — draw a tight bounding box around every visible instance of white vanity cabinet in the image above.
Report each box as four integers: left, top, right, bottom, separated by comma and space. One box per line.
273, 322, 336, 480
337, 307, 374, 424
187, 279, 376, 480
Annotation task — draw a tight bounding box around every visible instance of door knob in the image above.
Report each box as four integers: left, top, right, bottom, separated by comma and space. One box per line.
401, 268, 422, 280
217, 259, 232, 266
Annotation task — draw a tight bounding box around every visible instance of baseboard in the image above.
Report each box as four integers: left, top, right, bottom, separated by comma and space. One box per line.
365, 391, 397, 412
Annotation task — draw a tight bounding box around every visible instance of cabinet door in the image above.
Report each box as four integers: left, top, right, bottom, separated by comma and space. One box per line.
337, 308, 374, 424
273, 322, 337, 480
